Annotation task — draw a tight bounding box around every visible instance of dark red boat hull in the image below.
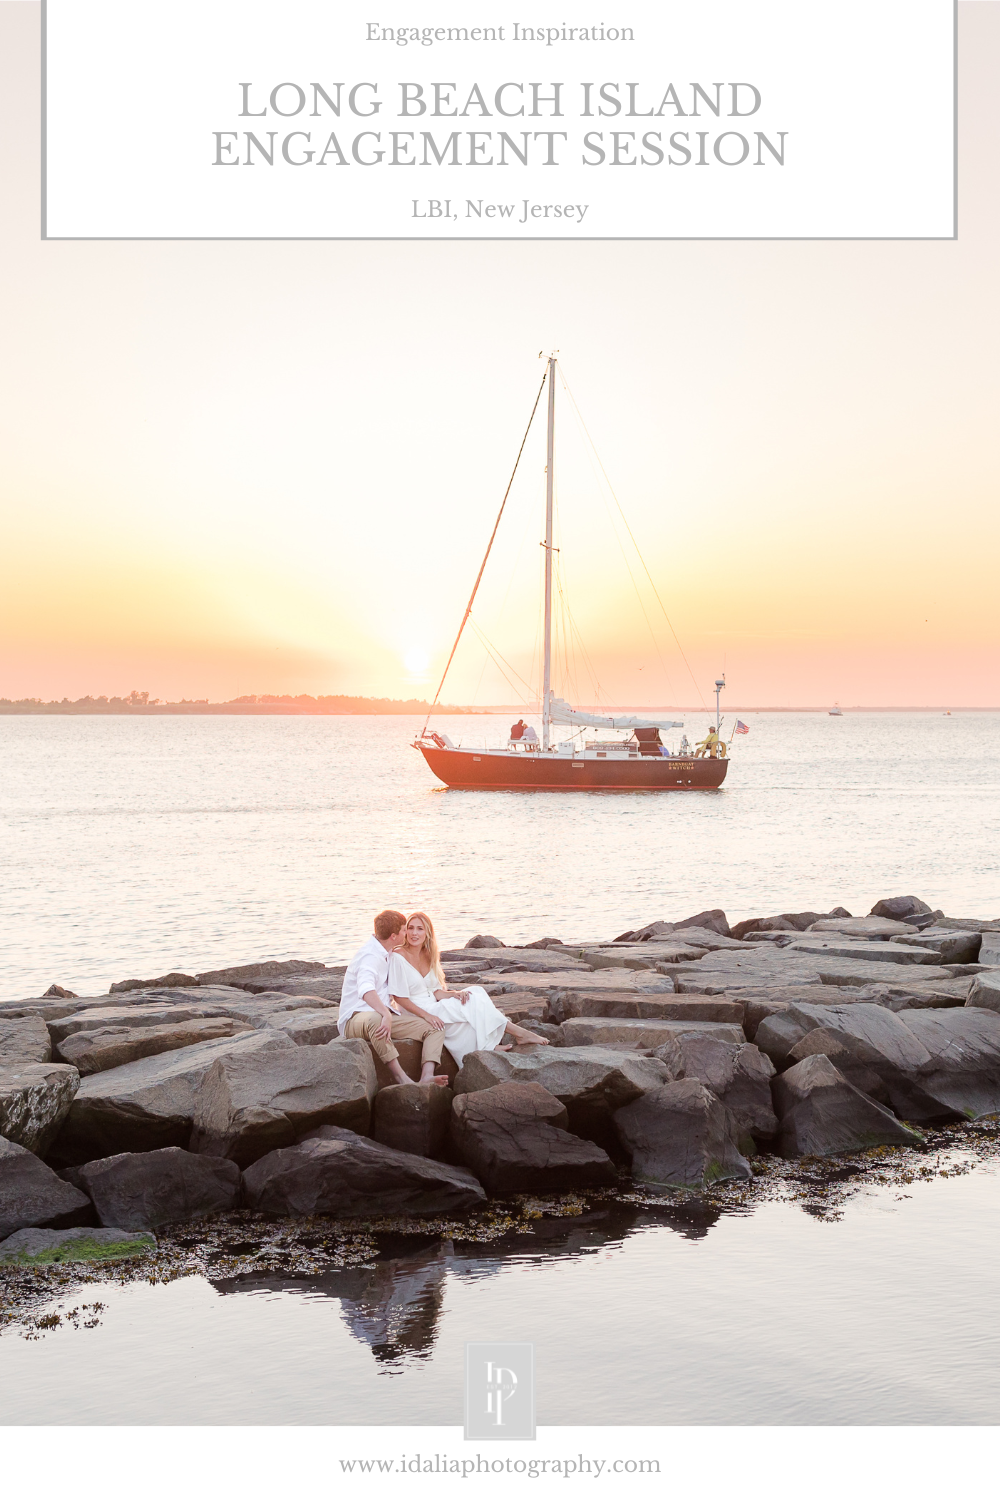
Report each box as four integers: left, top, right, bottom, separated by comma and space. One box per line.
416, 746, 729, 791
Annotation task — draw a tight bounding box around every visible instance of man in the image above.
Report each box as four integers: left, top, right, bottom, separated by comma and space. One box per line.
509, 718, 527, 741
694, 726, 720, 758
338, 910, 449, 1087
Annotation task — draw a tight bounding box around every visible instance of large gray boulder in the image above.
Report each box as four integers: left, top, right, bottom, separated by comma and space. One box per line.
731, 911, 843, 940
189, 1037, 377, 1168
49, 1000, 241, 1045
0, 1014, 51, 1066
741, 997, 793, 1042
901, 1008, 1000, 1120
967, 973, 1000, 1014
664, 946, 955, 995
195, 993, 340, 1029
545, 993, 740, 1024
672, 909, 731, 936
980, 935, 1000, 967
761, 1002, 948, 1120
0, 1137, 93, 1238
808, 917, 913, 938
787, 940, 942, 967
0, 1062, 81, 1154
655, 927, 748, 951
55, 1017, 253, 1075
266, 1010, 342, 1046
580, 945, 708, 972
870, 896, 933, 920
51, 1029, 291, 1165
892, 929, 981, 964
652, 1035, 777, 1147
450, 1082, 617, 1195
107, 959, 328, 993
453, 1046, 671, 1118
239, 976, 345, 1002
753, 1010, 814, 1067
772, 1054, 924, 1157
557, 1017, 745, 1049
0, 1225, 156, 1262
0, 995, 94, 1023
196, 959, 330, 987
76, 1147, 240, 1230
109, 972, 198, 994
786, 1028, 891, 1103
241, 1125, 486, 1216
772, 1001, 1000, 1123
613, 1080, 752, 1188
372, 1083, 452, 1158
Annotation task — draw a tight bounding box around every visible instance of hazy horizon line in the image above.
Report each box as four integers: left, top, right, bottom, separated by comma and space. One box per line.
1, 694, 996, 715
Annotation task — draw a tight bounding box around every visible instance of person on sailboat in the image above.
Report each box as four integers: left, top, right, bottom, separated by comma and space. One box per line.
695, 726, 721, 758
521, 722, 539, 749
389, 912, 550, 1067
509, 718, 527, 741
338, 910, 450, 1088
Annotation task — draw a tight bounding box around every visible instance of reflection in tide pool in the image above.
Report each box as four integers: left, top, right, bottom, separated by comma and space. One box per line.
3, 1170, 1000, 1425
209, 1205, 718, 1368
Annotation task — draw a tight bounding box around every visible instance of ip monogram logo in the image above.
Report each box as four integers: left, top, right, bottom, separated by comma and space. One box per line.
464, 1343, 535, 1440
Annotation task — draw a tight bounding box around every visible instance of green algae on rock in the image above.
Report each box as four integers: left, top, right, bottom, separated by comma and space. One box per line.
0, 1226, 156, 1264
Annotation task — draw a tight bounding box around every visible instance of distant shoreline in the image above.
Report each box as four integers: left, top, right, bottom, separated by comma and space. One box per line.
1, 697, 996, 716
0, 694, 473, 717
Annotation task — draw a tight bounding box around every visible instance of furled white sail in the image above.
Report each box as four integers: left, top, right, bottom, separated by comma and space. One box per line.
548, 696, 684, 731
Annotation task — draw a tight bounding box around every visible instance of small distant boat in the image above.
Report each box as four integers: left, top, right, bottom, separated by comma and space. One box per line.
829, 704, 844, 716
414, 355, 730, 791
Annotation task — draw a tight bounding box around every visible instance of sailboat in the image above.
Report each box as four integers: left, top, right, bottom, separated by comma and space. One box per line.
413, 356, 730, 791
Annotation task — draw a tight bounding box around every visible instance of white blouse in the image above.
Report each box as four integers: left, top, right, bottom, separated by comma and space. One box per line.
388, 953, 439, 1004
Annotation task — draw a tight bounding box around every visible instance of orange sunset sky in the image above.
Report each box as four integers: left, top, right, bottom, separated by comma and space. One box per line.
1, 3, 998, 710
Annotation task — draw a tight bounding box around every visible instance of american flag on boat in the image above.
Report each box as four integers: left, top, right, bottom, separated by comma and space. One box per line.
733, 719, 750, 735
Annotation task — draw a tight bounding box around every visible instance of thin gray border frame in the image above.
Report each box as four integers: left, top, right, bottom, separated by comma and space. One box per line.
39, 0, 958, 242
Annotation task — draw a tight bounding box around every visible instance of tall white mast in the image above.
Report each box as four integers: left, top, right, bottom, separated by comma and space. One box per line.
542, 354, 556, 750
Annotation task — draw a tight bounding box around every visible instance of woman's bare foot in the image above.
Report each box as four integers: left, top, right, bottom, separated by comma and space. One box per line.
507, 1024, 550, 1046
497, 1042, 513, 1051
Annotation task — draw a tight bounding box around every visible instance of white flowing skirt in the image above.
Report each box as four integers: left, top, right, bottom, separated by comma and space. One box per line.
421, 985, 508, 1068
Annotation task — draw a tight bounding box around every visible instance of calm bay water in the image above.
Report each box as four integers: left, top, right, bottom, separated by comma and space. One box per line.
1, 711, 998, 1000
3, 1167, 1000, 1425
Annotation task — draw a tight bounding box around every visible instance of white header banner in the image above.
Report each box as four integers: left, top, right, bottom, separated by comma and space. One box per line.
43, 0, 956, 239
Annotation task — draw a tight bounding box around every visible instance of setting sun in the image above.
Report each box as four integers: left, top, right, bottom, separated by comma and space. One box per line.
404, 648, 430, 676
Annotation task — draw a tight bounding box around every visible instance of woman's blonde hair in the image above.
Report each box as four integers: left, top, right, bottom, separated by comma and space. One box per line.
406, 911, 445, 984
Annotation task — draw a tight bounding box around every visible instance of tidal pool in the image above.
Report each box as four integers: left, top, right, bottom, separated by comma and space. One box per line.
3, 1150, 999, 1426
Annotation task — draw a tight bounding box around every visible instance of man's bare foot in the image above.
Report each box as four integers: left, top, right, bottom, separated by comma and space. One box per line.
386, 1061, 411, 1086
419, 1066, 451, 1087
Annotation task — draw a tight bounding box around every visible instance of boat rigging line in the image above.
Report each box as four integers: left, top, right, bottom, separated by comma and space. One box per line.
557, 366, 708, 712
421, 368, 548, 735
468, 617, 536, 701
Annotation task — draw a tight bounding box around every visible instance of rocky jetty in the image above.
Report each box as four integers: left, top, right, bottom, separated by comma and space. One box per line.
3, 893, 1000, 1250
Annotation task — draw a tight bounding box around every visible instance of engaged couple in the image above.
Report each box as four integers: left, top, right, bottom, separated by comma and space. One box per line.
338, 909, 549, 1085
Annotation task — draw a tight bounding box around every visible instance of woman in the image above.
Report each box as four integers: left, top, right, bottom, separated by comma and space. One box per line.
388, 911, 549, 1068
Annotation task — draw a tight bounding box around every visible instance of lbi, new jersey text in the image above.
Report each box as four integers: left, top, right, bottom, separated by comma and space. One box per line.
412, 199, 589, 222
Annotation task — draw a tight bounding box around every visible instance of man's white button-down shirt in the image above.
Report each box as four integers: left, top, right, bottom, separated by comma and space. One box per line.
337, 934, 394, 1033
